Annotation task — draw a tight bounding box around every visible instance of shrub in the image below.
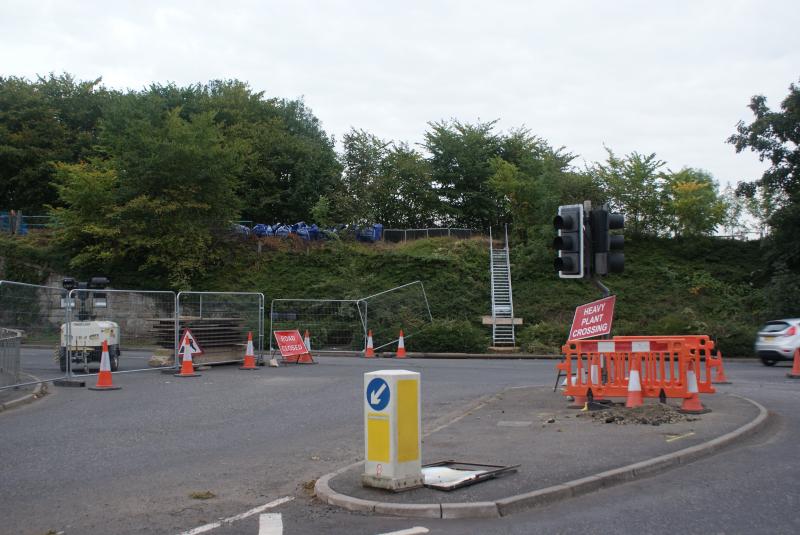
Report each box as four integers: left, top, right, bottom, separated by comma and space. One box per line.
408, 319, 489, 353
517, 321, 564, 354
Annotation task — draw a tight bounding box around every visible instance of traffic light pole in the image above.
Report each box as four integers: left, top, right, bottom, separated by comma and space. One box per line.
592, 276, 611, 299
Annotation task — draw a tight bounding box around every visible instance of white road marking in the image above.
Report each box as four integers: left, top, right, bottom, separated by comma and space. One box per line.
258, 513, 283, 535
176, 496, 294, 535
376, 528, 430, 535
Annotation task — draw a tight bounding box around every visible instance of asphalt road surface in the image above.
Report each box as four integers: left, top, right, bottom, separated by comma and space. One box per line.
1, 351, 798, 535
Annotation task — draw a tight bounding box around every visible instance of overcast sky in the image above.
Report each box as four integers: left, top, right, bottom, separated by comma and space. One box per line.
2, 0, 798, 189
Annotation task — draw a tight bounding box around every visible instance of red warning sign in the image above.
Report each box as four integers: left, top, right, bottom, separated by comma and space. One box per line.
179, 329, 204, 356
273, 330, 308, 357
568, 295, 616, 340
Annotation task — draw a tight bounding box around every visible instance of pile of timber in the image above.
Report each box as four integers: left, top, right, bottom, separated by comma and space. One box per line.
149, 316, 248, 366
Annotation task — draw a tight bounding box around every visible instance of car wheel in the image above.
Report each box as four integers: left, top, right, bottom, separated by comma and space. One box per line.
761, 357, 777, 366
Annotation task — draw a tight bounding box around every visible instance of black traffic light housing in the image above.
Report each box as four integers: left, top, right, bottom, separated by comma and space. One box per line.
590, 207, 624, 275
553, 204, 585, 279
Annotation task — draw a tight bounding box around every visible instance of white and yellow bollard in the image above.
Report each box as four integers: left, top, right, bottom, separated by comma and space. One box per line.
362, 370, 423, 491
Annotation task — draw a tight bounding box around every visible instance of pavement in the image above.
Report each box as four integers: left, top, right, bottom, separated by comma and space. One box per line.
315, 385, 768, 520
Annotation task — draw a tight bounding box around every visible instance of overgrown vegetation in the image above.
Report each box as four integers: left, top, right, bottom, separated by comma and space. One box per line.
0, 232, 766, 357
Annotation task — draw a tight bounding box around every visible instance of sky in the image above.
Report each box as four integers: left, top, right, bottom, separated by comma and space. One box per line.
2, 0, 799, 190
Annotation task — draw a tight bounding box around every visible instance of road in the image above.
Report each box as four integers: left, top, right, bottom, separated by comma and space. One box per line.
1, 351, 798, 535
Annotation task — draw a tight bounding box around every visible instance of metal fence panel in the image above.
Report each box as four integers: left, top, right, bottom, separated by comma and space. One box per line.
383, 228, 475, 243
177, 292, 264, 365
66, 288, 177, 376
360, 281, 433, 351
269, 299, 366, 353
0, 328, 22, 388
0, 280, 69, 389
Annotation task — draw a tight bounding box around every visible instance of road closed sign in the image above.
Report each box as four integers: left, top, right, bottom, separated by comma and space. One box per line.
273, 330, 308, 357
568, 295, 616, 340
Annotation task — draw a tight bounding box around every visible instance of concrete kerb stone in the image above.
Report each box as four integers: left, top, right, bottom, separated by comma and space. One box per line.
314, 395, 769, 519
373, 502, 442, 519
496, 485, 573, 516
441, 501, 499, 519
0, 377, 46, 413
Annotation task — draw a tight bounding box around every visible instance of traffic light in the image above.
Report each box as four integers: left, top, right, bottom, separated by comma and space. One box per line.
590, 207, 624, 275
553, 204, 585, 278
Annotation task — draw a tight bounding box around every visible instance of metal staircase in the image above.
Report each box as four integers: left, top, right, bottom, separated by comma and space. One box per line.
489, 226, 515, 348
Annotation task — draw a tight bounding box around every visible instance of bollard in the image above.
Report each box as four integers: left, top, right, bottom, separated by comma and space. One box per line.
362, 370, 422, 491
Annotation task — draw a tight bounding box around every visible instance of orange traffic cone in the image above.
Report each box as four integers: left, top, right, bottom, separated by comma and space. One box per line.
396, 329, 406, 358
713, 351, 731, 384
175, 335, 201, 377
788, 348, 800, 379
89, 340, 121, 391
240, 331, 258, 370
625, 356, 643, 408
566, 373, 588, 409
680, 360, 709, 414
304, 330, 311, 352
365, 330, 375, 358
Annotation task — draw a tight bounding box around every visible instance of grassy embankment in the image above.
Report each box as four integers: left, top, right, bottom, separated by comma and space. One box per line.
0, 232, 765, 356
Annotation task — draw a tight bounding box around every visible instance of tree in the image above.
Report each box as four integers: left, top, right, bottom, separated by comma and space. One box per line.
662, 168, 728, 237
728, 79, 800, 271
424, 119, 504, 228
52, 102, 244, 288
372, 143, 438, 227
0, 74, 111, 213
591, 149, 666, 236
488, 130, 595, 242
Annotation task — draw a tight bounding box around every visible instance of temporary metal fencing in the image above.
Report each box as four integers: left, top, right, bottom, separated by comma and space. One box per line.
0, 328, 22, 388
362, 281, 432, 351
269, 281, 432, 354
269, 299, 366, 353
383, 228, 475, 243
65, 288, 177, 376
0, 280, 70, 388
177, 291, 265, 365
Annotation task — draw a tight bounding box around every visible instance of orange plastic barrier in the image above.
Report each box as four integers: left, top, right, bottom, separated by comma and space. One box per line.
613, 335, 724, 387
557, 337, 717, 403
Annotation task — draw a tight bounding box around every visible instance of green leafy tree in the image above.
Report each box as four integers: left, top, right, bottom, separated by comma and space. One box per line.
0, 74, 110, 213
424, 119, 504, 228
662, 168, 728, 237
591, 149, 666, 236
53, 103, 243, 288
728, 79, 800, 270
489, 130, 597, 243
371, 143, 438, 227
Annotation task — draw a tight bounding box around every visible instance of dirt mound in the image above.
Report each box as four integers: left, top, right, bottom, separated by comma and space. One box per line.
576, 402, 701, 425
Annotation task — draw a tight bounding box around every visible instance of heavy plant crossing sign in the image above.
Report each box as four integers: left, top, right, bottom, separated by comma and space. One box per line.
568, 295, 616, 340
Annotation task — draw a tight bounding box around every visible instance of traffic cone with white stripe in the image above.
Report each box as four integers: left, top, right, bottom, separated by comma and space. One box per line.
567, 373, 588, 409
625, 356, 643, 408
175, 335, 201, 377
365, 330, 375, 358
304, 330, 311, 353
89, 340, 121, 391
239, 331, 258, 370
680, 360, 709, 414
396, 329, 407, 358
788, 348, 800, 379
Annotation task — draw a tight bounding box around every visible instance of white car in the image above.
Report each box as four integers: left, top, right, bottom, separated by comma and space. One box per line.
755, 318, 800, 366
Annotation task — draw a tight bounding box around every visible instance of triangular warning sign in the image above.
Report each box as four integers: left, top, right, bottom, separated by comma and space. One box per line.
179, 329, 204, 356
